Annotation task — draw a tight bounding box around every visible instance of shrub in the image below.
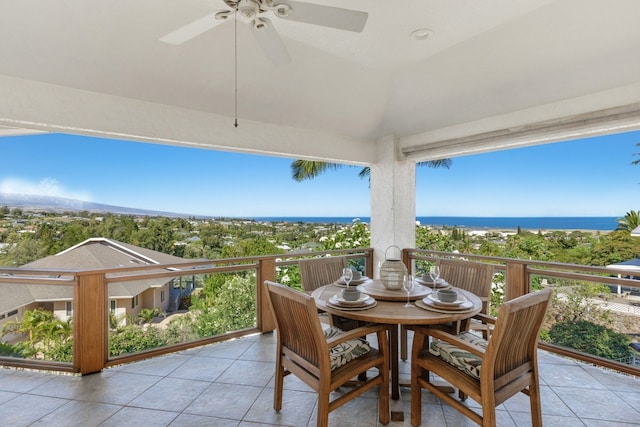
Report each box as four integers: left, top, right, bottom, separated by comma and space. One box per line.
549, 320, 633, 360
109, 324, 167, 356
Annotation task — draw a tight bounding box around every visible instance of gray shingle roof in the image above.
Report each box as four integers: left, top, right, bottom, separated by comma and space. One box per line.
1, 238, 191, 314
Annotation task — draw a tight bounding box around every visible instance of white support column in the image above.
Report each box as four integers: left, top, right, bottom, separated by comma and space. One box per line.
370, 135, 416, 277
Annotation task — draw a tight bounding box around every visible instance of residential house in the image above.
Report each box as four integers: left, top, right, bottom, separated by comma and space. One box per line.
0, 238, 193, 330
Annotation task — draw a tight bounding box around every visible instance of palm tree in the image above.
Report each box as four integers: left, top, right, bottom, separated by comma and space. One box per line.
616, 210, 640, 232
632, 142, 640, 166
291, 159, 453, 182
1, 308, 55, 346
136, 308, 164, 325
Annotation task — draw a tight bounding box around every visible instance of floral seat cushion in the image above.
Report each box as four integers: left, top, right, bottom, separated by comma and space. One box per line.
324, 326, 371, 370
429, 331, 488, 379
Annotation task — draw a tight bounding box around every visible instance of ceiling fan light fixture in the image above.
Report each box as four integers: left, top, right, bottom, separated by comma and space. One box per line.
253, 17, 269, 31
238, 0, 260, 19
273, 3, 293, 17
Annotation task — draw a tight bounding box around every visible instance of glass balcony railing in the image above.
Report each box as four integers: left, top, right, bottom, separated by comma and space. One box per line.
0, 248, 373, 374
407, 249, 640, 377
1, 247, 638, 379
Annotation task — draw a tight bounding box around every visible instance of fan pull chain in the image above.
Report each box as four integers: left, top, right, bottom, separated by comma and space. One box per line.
234, 7, 239, 128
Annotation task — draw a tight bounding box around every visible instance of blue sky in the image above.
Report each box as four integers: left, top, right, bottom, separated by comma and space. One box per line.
0, 131, 638, 218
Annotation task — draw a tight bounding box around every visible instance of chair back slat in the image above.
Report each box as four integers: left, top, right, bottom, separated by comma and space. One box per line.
439, 259, 494, 314
486, 288, 552, 380
299, 257, 347, 292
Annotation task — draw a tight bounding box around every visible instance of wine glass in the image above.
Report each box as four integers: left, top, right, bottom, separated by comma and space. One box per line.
342, 268, 353, 288
403, 274, 414, 307
429, 265, 440, 293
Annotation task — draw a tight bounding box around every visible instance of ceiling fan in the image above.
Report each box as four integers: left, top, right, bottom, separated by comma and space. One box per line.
160, 0, 368, 65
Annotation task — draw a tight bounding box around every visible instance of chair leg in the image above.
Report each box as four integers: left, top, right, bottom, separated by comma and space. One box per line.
481, 394, 497, 427
529, 378, 543, 427
316, 392, 330, 427
274, 355, 284, 410
410, 368, 422, 427
410, 331, 427, 427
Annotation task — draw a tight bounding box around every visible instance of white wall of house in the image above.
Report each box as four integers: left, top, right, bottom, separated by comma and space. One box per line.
0, 306, 24, 330
109, 299, 127, 326
0, 302, 37, 342
2, 281, 172, 333
53, 300, 73, 322
142, 284, 170, 314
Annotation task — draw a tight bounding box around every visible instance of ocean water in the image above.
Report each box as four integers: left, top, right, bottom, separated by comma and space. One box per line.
251, 216, 619, 231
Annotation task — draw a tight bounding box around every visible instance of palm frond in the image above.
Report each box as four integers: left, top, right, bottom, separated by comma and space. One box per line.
291, 158, 453, 182
417, 159, 453, 169
616, 210, 640, 231
290, 161, 342, 182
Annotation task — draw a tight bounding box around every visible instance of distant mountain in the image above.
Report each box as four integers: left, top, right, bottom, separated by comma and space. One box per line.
0, 192, 195, 218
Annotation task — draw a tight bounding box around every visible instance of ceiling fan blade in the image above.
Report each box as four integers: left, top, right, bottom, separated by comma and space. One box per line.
160, 13, 227, 45
276, 1, 368, 33
251, 20, 292, 66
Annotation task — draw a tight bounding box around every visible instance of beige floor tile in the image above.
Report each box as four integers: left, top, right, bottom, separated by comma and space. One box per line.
1, 336, 639, 426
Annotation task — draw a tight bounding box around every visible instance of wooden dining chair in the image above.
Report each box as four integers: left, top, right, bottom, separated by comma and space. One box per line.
299, 256, 358, 329
401, 258, 495, 361
264, 280, 390, 427
299, 256, 346, 292
409, 288, 552, 427
438, 258, 495, 338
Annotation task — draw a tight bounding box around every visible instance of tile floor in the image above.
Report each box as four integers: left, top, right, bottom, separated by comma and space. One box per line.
1, 332, 640, 426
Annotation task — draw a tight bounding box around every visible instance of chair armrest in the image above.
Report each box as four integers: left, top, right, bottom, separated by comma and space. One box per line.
412, 326, 487, 358
325, 323, 391, 348
472, 313, 496, 325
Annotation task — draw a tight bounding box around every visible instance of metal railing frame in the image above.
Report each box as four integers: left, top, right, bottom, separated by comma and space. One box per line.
0, 248, 373, 374
2, 247, 639, 378
405, 249, 640, 378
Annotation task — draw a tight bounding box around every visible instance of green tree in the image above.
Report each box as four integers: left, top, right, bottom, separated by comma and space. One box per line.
415, 226, 456, 252
503, 232, 553, 261
133, 217, 176, 254
2, 235, 47, 266
2, 307, 56, 346
1, 308, 73, 361
589, 230, 640, 266
290, 159, 453, 182
100, 214, 139, 242
61, 222, 90, 248
220, 236, 283, 259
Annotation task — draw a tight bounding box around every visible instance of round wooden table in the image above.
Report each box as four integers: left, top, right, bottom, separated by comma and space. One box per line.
312, 280, 482, 404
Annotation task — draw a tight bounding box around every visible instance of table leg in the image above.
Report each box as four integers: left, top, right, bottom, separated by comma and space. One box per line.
400, 325, 408, 360
390, 325, 399, 400
388, 325, 405, 422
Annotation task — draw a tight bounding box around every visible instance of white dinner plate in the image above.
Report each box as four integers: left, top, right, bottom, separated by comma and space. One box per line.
415, 278, 450, 288
421, 296, 473, 310
329, 294, 374, 307
426, 293, 466, 307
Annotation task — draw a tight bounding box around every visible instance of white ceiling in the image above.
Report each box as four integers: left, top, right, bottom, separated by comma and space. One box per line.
1, 0, 640, 164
